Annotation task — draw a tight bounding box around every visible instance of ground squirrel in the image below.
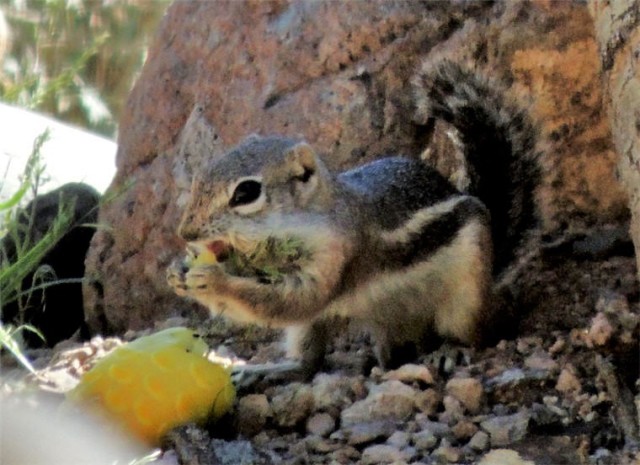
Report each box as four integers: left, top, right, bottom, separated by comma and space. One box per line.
167, 61, 540, 372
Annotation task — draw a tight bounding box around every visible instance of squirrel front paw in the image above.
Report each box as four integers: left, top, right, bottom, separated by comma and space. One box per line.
184, 264, 225, 292
167, 258, 225, 294
166, 258, 189, 295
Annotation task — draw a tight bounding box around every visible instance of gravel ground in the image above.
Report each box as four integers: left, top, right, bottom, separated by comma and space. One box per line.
1, 239, 638, 465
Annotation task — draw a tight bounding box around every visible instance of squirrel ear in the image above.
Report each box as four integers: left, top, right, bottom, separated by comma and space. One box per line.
286, 142, 317, 183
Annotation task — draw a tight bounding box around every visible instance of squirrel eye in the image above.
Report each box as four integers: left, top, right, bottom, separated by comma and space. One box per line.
229, 179, 262, 207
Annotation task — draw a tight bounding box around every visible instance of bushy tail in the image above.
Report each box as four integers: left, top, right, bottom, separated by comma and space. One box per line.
414, 60, 541, 273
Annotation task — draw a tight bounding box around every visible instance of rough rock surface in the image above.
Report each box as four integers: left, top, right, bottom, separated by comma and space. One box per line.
84, 0, 629, 332
589, 0, 640, 279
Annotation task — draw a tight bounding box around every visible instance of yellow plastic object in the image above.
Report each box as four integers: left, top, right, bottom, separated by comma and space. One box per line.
66, 327, 235, 445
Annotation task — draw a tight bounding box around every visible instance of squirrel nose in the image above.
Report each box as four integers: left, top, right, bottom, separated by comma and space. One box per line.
177, 216, 200, 242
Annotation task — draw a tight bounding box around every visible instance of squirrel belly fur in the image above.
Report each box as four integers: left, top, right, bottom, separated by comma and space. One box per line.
167, 60, 541, 372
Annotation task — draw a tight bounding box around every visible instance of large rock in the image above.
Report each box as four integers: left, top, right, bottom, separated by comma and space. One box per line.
588, 0, 640, 279
84, 1, 629, 333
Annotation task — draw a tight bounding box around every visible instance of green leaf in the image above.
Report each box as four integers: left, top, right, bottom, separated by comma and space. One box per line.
0, 199, 74, 307
0, 129, 50, 212
0, 323, 43, 374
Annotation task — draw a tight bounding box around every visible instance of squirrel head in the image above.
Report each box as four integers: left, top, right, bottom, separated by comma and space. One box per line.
177, 136, 336, 242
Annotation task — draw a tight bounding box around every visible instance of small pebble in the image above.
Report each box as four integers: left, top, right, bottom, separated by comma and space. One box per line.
329, 445, 360, 462
480, 411, 530, 447
548, 337, 566, 354
341, 420, 397, 446
451, 419, 478, 441
432, 439, 461, 463
488, 368, 526, 386
387, 431, 410, 448
305, 436, 341, 453
478, 449, 535, 465
271, 383, 314, 428
445, 377, 484, 414
414, 417, 451, 439
306, 412, 335, 437
556, 366, 581, 394
441, 395, 465, 423
586, 313, 614, 347
312, 374, 362, 414
415, 388, 440, 416
383, 363, 434, 385
360, 444, 407, 464
341, 381, 416, 427
524, 351, 558, 371
412, 430, 438, 451
235, 394, 271, 437
468, 431, 490, 451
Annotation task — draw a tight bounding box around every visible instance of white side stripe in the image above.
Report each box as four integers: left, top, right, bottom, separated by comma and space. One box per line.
380, 195, 472, 245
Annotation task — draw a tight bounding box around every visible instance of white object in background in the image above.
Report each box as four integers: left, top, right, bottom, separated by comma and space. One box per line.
0, 102, 117, 201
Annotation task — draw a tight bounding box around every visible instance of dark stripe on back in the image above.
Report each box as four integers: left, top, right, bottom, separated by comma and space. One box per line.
385, 197, 489, 268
